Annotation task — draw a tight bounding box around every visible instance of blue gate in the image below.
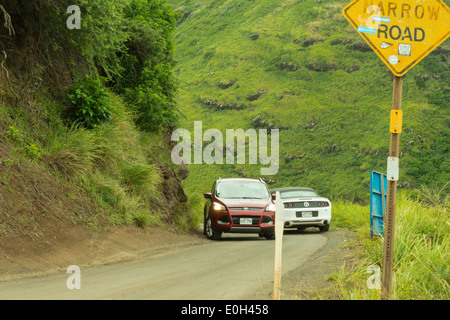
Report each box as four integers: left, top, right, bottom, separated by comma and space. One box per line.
370, 171, 387, 237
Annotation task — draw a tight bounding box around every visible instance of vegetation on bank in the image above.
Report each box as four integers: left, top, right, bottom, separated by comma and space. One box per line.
328, 187, 449, 300
0, 0, 196, 230
2, 0, 179, 131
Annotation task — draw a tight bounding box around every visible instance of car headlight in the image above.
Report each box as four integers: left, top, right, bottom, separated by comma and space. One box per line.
212, 202, 226, 211
265, 203, 276, 212
262, 216, 274, 225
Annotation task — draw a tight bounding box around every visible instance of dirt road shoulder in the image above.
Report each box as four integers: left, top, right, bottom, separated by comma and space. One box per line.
244, 229, 358, 300
0, 224, 208, 282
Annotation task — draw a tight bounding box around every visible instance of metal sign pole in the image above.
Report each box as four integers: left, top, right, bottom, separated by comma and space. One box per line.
382, 75, 403, 300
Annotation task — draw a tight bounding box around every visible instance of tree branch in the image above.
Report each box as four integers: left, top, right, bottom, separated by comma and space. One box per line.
1, 51, 19, 102
0, 5, 15, 36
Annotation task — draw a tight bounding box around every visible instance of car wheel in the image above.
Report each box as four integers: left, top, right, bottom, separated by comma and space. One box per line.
203, 204, 209, 235
205, 217, 222, 240
319, 224, 330, 232
264, 233, 275, 240
203, 216, 207, 235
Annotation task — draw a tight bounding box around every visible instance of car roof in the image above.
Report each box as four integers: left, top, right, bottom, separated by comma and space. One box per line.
270, 187, 317, 193
217, 178, 264, 183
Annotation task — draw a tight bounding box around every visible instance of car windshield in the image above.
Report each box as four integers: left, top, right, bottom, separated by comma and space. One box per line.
216, 181, 270, 199
278, 190, 318, 198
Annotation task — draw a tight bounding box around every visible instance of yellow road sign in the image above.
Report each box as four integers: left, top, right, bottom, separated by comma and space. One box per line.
343, 0, 450, 76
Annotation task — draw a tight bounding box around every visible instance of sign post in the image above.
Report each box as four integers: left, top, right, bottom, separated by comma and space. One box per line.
343, 0, 450, 299
382, 75, 403, 299
273, 191, 284, 300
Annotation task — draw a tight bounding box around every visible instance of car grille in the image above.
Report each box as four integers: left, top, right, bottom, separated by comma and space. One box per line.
231, 215, 261, 225
229, 207, 263, 211
284, 201, 325, 208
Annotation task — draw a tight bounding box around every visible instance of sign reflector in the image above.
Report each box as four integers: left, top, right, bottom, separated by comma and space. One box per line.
390, 109, 403, 133
387, 157, 400, 181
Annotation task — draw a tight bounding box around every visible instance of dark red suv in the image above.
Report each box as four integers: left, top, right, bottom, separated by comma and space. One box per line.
203, 178, 276, 240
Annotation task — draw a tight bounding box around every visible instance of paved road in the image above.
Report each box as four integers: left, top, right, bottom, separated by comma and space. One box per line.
0, 230, 330, 300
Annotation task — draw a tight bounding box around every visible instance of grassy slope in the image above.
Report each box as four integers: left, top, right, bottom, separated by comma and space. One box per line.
0, 91, 182, 232
170, 0, 449, 203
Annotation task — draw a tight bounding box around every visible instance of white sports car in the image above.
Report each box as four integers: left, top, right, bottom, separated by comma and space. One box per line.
271, 187, 331, 232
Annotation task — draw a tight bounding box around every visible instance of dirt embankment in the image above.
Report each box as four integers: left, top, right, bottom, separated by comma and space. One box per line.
0, 3, 204, 284
0, 132, 204, 282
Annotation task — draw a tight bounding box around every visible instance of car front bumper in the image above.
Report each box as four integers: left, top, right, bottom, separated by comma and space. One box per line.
210, 209, 275, 235
218, 226, 274, 234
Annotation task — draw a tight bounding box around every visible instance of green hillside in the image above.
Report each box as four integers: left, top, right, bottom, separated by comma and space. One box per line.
0, 0, 192, 232
169, 0, 449, 202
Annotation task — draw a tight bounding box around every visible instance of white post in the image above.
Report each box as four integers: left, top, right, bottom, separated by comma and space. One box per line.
273, 191, 284, 300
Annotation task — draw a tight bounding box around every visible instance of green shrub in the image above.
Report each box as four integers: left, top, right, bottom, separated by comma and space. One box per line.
6, 126, 42, 161
115, 0, 179, 132
64, 76, 114, 129
128, 62, 179, 132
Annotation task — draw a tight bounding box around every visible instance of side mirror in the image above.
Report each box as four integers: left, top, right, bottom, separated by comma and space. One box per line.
271, 194, 276, 201
203, 193, 212, 199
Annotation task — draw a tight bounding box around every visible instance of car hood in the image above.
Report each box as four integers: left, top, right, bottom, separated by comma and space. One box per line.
218, 198, 271, 208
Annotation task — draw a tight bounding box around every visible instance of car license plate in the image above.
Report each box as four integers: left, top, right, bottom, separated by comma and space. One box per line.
240, 218, 253, 225
302, 212, 313, 218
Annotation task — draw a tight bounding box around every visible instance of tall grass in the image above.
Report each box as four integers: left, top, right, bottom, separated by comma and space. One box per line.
330, 188, 449, 299
43, 124, 102, 180
176, 189, 204, 230
12, 93, 170, 229
120, 160, 161, 201
332, 200, 369, 231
